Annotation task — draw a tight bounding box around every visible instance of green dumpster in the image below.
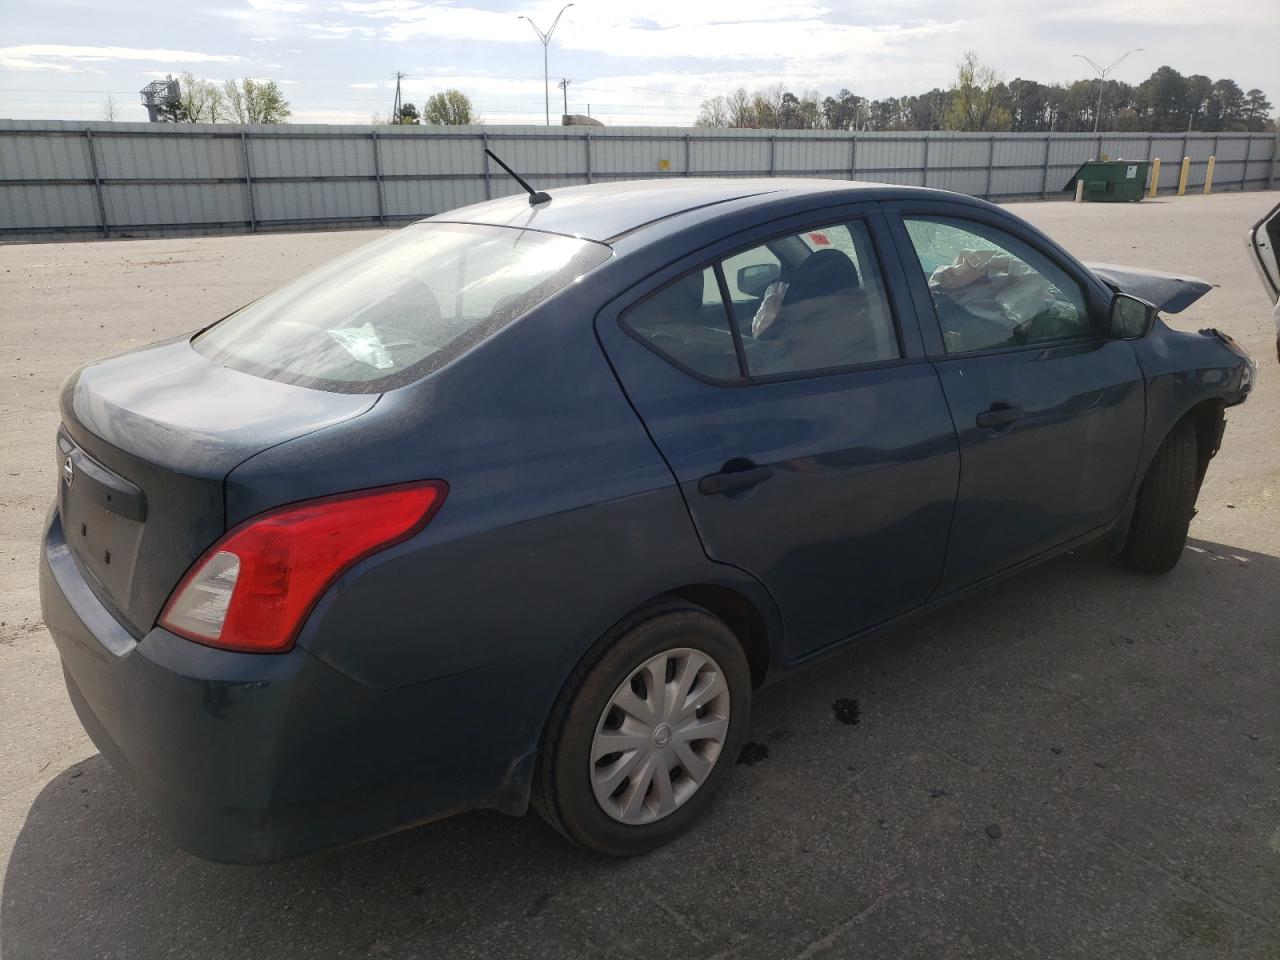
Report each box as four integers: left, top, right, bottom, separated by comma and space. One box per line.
1063, 160, 1150, 202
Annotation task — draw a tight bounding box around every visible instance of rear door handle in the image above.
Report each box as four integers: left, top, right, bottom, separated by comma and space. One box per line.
975, 403, 1024, 429
697, 465, 775, 496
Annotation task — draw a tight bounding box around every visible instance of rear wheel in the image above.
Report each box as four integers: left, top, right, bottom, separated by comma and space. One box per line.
1122, 419, 1200, 573
533, 601, 751, 856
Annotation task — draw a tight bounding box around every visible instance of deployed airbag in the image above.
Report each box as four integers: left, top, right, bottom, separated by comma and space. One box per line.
929, 250, 1050, 324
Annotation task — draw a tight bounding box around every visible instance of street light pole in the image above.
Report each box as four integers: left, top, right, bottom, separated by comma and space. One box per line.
518, 4, 574, 126
1072, 49, 1143, 135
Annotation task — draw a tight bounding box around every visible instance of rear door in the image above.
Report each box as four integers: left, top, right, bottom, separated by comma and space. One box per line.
596, 205, 959, 661
885, 202, 1145, 593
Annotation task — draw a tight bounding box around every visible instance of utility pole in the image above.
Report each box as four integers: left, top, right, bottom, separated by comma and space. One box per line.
391, 71, 405, 125
1072, 49, 1142, 134
558, 78, 573, 121
518, 4, 574, 126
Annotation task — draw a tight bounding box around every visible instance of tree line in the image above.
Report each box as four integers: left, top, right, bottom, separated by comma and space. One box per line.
695, 54, 1275, 133
148, 72, 478, 126
152, 72, 292, 123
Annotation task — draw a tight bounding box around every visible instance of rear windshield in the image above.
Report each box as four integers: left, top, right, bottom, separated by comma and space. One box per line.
192, 222, 612, 393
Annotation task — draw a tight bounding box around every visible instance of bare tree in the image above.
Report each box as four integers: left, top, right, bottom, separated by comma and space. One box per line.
726, 88, 755, 127
175, 71, 226, 123
944, 51, 1010, 131
695, 95, 730, 128
751, 83, 786, 128
223, 78, 291, 124
102, 93, 119, 121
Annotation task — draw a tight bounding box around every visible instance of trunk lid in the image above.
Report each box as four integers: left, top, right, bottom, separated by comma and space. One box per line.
1085, 262, 1214, 313
58, 339, 376, 636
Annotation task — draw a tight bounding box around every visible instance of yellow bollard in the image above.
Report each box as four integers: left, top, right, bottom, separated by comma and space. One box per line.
1177, 156, 1191, 196
1203, 155, 1216, 194
1075, 178, 1085, 202
1149, 158, 1161, 197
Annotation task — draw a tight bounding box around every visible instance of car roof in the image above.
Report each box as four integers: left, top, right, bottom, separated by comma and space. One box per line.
423, 178, 960, 243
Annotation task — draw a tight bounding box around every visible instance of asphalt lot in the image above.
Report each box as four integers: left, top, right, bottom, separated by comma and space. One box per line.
2, 191, 1278, 959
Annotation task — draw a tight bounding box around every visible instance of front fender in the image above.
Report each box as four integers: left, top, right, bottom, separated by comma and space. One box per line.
1130, 320, 1252, 485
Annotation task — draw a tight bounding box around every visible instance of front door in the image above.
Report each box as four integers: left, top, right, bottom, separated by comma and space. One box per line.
1247, 199, 1280, 363
596, 208, 959, 660
889, 208, 1146, 592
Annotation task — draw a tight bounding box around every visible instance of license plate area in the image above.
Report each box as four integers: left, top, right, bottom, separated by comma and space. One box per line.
57, 432, 147, 613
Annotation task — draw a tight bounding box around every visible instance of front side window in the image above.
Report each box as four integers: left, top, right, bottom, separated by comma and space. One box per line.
903, 216, 1091, 354
194, 222, 611, 393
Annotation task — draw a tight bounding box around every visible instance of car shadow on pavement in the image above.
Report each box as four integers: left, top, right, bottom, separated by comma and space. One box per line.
4, 538, 1279, 960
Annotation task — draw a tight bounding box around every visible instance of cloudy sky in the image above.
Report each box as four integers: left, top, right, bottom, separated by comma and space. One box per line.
0, 0, 1275, 125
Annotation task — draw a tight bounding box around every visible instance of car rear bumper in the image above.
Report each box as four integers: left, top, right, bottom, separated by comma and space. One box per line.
39, 507, 544, 863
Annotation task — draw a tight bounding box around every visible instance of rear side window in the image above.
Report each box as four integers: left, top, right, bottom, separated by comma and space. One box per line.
727, 221, 900, 377
193, 222, 611, 393
622, 220, 901, 383
621, 267, 741, 381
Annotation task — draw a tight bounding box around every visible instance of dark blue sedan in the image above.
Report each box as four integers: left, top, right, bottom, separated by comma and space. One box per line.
40, 178, 1255, 862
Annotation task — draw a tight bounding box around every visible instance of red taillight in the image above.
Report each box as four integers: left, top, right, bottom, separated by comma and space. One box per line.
159, 481, 447, 653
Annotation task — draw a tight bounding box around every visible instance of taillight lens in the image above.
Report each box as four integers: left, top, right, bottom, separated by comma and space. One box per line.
159, 481, 447, 653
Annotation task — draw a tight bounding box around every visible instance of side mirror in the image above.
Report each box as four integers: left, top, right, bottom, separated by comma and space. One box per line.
737, 263, 781, 298
1110, 293, 1156, 339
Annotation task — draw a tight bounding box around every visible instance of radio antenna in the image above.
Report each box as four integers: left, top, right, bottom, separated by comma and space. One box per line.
483, 147, 551, 206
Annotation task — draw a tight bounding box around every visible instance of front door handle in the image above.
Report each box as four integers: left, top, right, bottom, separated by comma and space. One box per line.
697, 465, 775, 496
975, 402, 1024, 429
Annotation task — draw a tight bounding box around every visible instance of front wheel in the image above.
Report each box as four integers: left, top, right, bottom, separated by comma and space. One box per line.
1122, 419, 1200, 573
533, 601, 751, 856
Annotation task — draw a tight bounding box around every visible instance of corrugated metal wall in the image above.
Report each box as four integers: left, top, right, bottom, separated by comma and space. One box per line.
1, 120, 1275, 241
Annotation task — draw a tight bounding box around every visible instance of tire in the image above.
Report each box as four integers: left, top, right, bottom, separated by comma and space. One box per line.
1122, 419, 1200, 574
532, 600, 752, 856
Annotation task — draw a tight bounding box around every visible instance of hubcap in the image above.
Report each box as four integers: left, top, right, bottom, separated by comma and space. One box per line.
590, 647, 731, 825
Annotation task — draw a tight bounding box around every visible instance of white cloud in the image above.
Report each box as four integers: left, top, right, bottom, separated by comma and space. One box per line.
1040, 0, 1242, 24
340, 0, 420, 12
0, 56, 84, 73
307, 22, 375, 39
246, 0, 309, 11
0, 44, 248, 73
341, 0, 960, 61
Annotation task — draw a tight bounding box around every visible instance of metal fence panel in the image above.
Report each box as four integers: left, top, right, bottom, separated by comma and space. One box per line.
95, 132, 241, 180
253, 179, 378, 223
0, 183, 98, 229
0, 120, 1273, 241
0, 130, 91, 179
103, 181, 246, 226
